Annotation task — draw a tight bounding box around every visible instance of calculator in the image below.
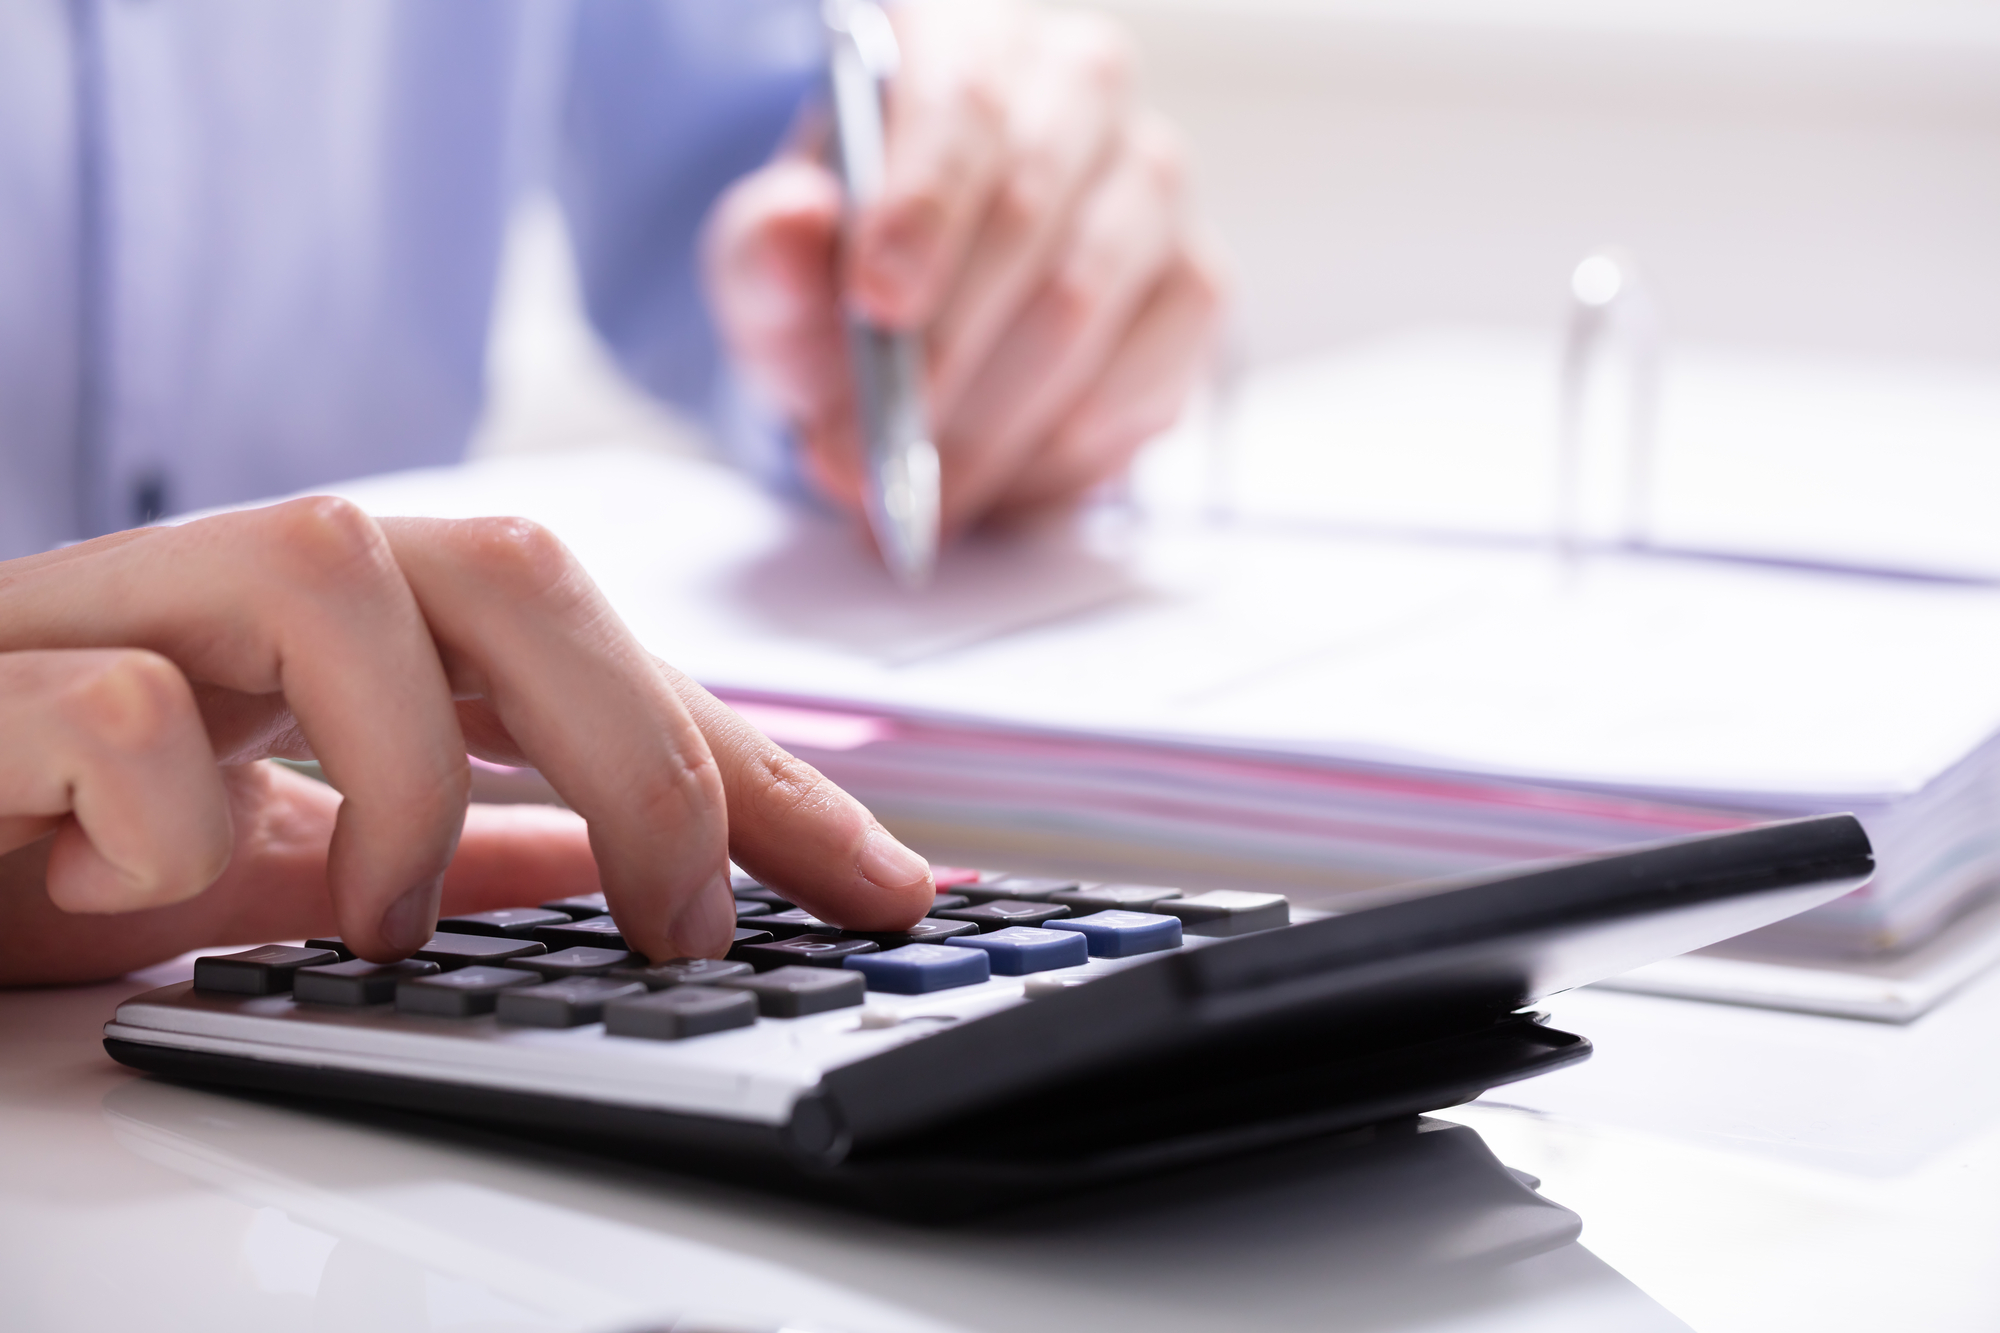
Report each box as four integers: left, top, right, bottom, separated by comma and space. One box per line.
105, 815, 1871, 1217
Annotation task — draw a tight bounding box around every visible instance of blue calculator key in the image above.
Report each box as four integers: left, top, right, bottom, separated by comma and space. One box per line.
514, 946, 639, 980
958, 877, 1081, 903
193, 945, 341, 995
395, 966, 541, 1017
538, 892, 608, 919
944, 925, 1089, 974
1045, 910, 1182, 957
734, 932, 878, 971
436, 907, 572, 938
415, 932, 548, 970
294, 958, 439, 1006
841, 943, 991, 994
931, 899, 1072, 931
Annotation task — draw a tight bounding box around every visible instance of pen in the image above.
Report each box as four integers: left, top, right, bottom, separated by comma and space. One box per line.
824, 0, 941, 589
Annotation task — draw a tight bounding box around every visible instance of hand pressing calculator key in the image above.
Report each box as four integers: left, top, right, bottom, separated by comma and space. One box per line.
106, 817, 1872, 1218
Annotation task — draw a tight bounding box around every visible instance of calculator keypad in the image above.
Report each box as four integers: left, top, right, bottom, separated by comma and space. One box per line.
181, 871, 1294, 1049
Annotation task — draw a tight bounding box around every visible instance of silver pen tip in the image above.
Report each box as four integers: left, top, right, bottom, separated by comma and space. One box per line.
873, 437, 940, 589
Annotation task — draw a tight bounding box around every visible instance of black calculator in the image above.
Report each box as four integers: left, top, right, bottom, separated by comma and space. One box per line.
105, 815, 1871, 1217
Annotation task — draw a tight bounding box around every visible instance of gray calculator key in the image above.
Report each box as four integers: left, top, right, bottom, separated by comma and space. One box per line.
294, 958, 439, 1006
928, 892, 971, 913
495, 977, 646, 1028
531, 916, 630, 950
414, 932, 549, 970
931, 899, 1072, 931
1049, 884, 1184, 912
715, 965, 866, 1017
755, 908, 833, 938
850, 917, 978, 947
395, 966, 541, 1016
958, 877, 1081, 903
609, 957, 754, 990
436, 907, 572, 938
515, 946, 639, 980
735, 933, 878, 971
194, 945, 341, 995
732, 885, 794, 908
604, 986, 758, 1040
1148, 889, 1291, 935
539, 892, 609, 920
735, 899, 773, 922
303, 937, 356, 961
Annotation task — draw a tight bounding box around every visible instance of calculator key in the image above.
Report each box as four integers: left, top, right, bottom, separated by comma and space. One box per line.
514, 946, 639, 980
294, 958, 439, 1006
958, 877, 1082, 903
735, 899, 773, 922
735, 933, 879, 972
495, 977, 647, 1028
395, 966, 541, 1017
193, 945, 341, 995
841, 943, 991, 994
756, 908, 834, 939
928, 892, 971, 913
539, 892, 609, 920
1049, 884, 1185, 912
605, 985, 759, 1040
731, 885, 794, 908
931, 899, 1073, 931
531, 916, 630, 950
1045, 910, 1182, 957
1148, 890, 1290, 936
731, 926, 775, 950
436, 907, 572, 938
728, 867, 763, 893
609, 957, 754, 990
414, 932, 549, 970
930, 866, 985, 888
849, 917, 979, 948
303, 937, 356, 961
944, 925, 1089, 974
715, 966, 866, 1017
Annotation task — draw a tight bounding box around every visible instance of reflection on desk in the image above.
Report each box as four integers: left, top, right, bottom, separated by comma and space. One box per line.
0, 962, 1684, 1333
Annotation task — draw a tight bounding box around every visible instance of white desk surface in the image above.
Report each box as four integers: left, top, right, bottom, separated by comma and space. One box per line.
4, 953, 1996, 1333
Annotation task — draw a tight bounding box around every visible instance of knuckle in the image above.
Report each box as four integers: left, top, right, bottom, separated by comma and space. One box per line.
990, 171, 1052, 244
262, 495, 393, 581
60, 649, 194, 755
447, 516, 579, 605
739, 746, 840, 829
1040, 264, 1100, 345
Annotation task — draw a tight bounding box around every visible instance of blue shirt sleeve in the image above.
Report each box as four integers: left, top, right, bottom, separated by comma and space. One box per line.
556, 0, 821, 447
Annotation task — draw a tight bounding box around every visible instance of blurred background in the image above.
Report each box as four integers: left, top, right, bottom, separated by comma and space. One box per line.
475, 0, 2000, 462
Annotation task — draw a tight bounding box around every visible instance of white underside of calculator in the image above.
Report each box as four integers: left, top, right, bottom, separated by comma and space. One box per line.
106, 950, 1179, 1126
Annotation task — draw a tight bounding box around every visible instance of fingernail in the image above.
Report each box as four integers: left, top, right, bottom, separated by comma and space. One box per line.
669, 878, 737, 959
857, 826, 931, 892
380, 876, 442, 956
